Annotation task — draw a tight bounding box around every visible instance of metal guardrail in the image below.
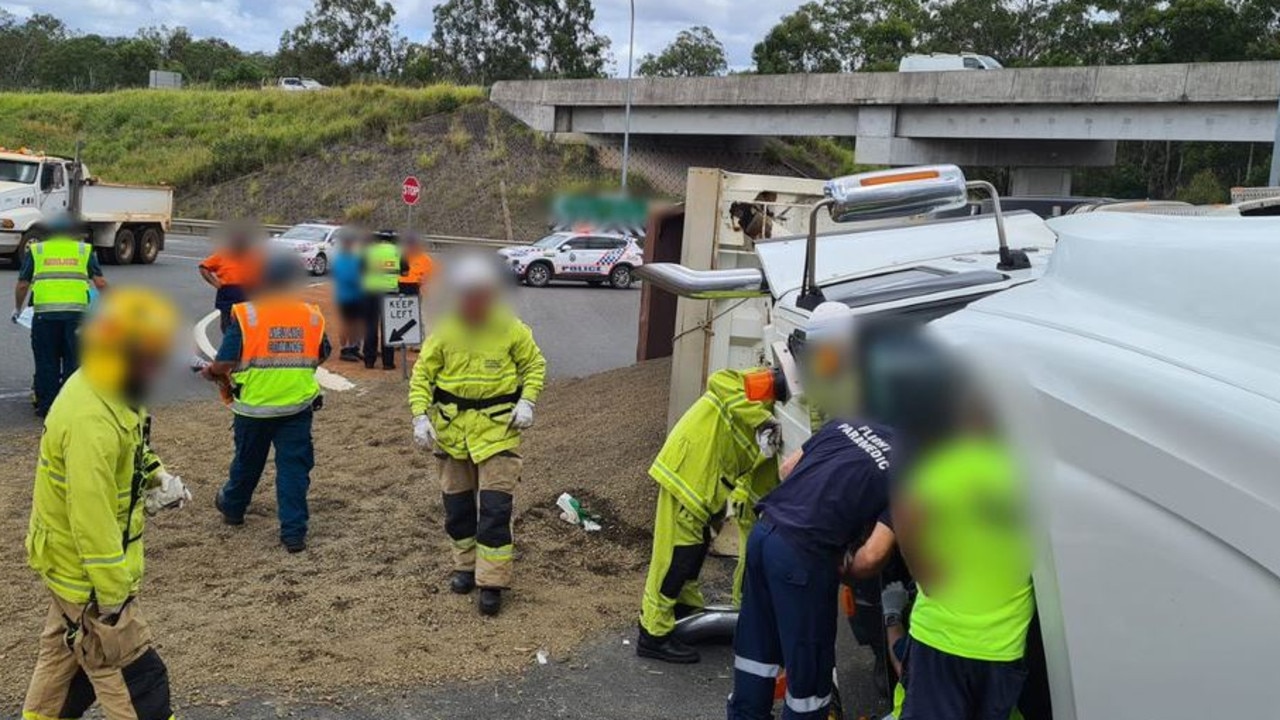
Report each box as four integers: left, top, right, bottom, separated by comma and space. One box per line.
169, 217, 519, 250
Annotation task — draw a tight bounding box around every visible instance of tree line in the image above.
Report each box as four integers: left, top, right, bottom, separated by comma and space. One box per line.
3, 0, 1277, 197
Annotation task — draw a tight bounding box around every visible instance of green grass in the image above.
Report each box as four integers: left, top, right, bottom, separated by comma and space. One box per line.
0, 84, 485, 187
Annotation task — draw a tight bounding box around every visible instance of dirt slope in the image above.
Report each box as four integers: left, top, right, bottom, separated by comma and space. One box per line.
178, 103, 615, 241
0, 358, 671, 705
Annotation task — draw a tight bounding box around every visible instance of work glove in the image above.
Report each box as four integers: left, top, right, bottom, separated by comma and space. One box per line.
755, 422, 782, 459
509, 398, 536, 430
881, 581, 908, 628
144, 472, 192, 515
413, 414, 436, 449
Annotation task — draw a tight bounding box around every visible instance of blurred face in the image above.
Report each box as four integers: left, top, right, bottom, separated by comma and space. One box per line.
122, 350, 168, 405
459, 287, 495, 326
801, 339, 861, 420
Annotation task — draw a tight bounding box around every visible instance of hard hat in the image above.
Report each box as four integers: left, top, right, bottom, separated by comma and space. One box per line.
44, 211, 77, 234
81, 287, 179, 394
449, 253, 503, 293
805, 302, 856, 343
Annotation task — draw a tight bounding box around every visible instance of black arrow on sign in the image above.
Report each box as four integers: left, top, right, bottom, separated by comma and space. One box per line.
390, 319, 418, 343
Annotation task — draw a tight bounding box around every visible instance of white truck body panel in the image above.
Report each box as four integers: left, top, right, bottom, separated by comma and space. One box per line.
80, 182, 174, 226
932, 214, 1280, 719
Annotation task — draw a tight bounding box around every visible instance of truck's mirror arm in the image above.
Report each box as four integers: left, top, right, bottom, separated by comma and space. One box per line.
797, 198, 836, 311
967, 179, 1030, 271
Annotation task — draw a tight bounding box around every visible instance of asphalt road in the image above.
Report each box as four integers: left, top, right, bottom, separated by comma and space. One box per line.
0, 234, 640, 429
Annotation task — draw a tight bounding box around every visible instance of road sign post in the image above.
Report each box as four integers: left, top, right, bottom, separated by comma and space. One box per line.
402, 175, 421, 231
382, 293, 423, 380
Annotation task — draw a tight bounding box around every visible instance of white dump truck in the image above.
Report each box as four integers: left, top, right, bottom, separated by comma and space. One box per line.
642, 165, 1280, 718
0, 147, 173, 266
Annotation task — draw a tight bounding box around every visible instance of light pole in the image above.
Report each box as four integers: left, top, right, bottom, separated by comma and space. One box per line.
620, 0, 635, 193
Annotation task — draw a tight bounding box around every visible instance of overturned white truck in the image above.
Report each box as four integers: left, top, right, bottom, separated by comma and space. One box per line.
639, 165, 1280, 718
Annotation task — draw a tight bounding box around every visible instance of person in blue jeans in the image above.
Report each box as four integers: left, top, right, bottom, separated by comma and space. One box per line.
729, 420, 898, 720
330, 229, 366, 362
202, 255, 331, 552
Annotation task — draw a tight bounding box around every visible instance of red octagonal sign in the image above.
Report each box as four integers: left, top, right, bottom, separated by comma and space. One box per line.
402, 175, 421, 206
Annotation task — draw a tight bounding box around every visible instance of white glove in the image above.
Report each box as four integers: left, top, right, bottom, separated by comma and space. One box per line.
882, 581, 909, 627
413, 414, 436, 448
509, 399, 535, 430
144, 472, 192, 515
756, 422, 782, 459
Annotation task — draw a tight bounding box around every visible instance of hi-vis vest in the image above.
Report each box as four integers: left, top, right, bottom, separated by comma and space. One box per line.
362, 242, 401, 293
31, 237, 91, 313
230, 300, 324, 418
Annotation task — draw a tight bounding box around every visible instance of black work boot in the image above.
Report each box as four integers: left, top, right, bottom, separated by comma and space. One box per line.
450, 571, 476, 595
282, 537, 307, 553
214, 492, 244, 526
636, 625, 700, 664
478, 588, 503, 616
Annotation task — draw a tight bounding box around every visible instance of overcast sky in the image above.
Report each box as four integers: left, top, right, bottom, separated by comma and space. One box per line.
3, 0, 807, 72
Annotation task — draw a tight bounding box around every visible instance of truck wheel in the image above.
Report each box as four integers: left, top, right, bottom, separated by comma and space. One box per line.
609, 264, 633, 289
9, 230, 39, 268
134, 226, 161, 264
102, 227, 137, 265
525, 261, 552, 288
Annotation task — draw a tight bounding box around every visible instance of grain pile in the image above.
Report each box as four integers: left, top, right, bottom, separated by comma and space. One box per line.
0, 358, 671, 704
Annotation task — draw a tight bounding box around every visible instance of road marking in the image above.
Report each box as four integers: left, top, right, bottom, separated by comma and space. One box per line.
0, 390, 31, 400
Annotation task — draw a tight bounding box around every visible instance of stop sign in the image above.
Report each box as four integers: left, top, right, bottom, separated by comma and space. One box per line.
402, 176, 421, 206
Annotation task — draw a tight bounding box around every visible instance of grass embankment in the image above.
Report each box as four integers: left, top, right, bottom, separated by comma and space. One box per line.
0, 84, 486, 187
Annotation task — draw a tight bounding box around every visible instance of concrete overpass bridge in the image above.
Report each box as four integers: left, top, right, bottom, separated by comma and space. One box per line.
492, 61, 1280, 194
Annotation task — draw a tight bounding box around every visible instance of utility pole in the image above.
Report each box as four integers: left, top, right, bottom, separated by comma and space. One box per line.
620, 0, 635, 193
1271, 84, 1280, 186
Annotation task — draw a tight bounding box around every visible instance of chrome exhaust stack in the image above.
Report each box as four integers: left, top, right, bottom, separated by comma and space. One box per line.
635, 263, 767, 299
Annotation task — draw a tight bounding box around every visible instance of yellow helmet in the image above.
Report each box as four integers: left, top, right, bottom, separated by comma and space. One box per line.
81, 287, 179, 395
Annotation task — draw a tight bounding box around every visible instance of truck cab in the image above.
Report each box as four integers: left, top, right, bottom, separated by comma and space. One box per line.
0, 147, 173, 266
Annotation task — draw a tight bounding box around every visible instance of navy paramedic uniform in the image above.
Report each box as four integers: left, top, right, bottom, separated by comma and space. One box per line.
729, 419, 896, 720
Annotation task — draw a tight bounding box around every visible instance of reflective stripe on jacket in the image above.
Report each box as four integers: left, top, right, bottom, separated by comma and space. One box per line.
648, 368, 777, 525
362, 243, 401, 293
26, 371, 164, 606
230, 300, 324, 417
408, 308, 547, 463
31, 237, 91, 313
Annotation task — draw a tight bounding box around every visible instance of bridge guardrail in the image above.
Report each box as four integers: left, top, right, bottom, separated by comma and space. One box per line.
169, 218, 521, 250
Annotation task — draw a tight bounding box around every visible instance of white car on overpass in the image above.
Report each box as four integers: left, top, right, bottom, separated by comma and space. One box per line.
499, 231, 643, 289
270, 222, 342, 275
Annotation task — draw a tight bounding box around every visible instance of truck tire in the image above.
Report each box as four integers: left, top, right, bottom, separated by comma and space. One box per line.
102, 227, 137, 265
134, 226, 161, 264
8, 230, 39, 268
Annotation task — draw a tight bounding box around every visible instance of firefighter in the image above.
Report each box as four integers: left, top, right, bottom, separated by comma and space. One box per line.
637, 367, 781, 664
22, 287, 189, 720
204, 254, 331, 553
361, 230, 408, 370
408, 254, 546, 617
10, 211, 109, 416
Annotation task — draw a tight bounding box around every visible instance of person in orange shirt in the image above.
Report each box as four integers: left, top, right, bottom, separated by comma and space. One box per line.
398, 232, 435, 297
199, 227, 264, 332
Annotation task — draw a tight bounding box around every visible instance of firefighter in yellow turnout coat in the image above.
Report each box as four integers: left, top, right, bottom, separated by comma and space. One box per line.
636, 368, 781, 664
409, 255, 546, 617
23, 288, 189, 720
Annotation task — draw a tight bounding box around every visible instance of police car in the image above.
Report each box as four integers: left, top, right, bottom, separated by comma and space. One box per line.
498, 231, 643, 289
